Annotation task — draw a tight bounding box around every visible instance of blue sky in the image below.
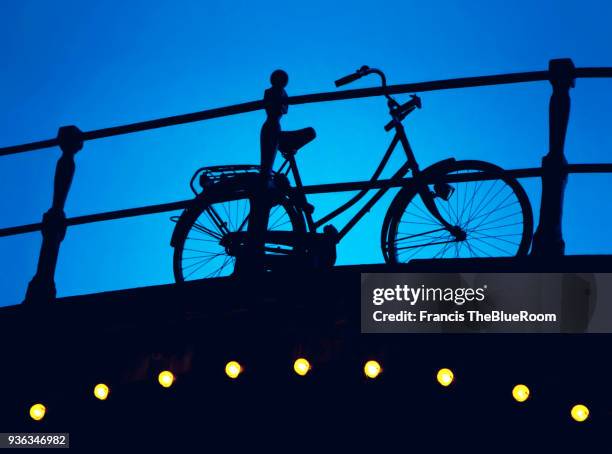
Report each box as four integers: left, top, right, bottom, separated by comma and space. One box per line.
1, 0, 611, 305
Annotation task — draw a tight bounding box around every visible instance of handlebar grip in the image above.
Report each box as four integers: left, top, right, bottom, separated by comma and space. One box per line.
335, 73, 362, 87
384, 120, 395, 132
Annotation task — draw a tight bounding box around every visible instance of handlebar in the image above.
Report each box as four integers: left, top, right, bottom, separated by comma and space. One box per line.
334, 66, 422, 131
335, 72, 363, 87
383, 95, 422, 131
334, 65, 388, 90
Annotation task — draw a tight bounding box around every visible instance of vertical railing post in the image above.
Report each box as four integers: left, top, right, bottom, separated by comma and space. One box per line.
531, 58, 575, 257
23, 126, 83, 305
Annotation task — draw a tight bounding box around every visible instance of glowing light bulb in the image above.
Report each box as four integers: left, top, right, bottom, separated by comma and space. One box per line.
293, 358, 311, 376
436, 368, 454, 387
364, 360, 382, 379
571, 404, 589, 422
512, 384, 530, 402
225, 361, 242, 379
29, 403, 46, 421
93, 383, 110, 401
158, 370, 175, 388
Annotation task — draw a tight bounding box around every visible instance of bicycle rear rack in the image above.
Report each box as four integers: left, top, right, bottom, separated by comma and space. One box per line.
189, 164, 261, 195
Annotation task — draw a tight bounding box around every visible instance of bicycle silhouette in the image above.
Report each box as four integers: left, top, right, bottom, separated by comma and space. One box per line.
171, 66, 533, 281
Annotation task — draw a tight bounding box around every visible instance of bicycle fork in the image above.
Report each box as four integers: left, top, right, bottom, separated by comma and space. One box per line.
417, 184, 466, 241
397, 124, 466, 243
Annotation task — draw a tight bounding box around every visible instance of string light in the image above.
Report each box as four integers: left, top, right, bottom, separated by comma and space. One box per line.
436, 368, 454, 387
512, 384, 530, 402
158, 370, 175, 388
29, 403, 46, 421
93, 383, 110, 401
571, 404, 589, 422
293, 358, 311, 376
225, 361, 242, 379
364, 360, 382, 379
16, 361, 597, 423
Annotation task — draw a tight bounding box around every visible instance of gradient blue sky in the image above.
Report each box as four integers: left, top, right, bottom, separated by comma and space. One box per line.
1, 0, 611, 305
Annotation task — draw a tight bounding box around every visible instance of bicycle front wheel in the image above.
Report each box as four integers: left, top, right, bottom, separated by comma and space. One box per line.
382, 160, 533, 262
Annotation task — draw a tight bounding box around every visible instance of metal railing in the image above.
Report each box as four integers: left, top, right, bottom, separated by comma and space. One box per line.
1, 58, 611, 305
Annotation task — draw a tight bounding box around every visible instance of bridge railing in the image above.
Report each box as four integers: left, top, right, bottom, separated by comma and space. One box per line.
0, 58, 611, 305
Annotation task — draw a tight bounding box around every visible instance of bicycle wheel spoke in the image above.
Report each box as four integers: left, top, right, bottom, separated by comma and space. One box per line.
465, 178, 485, 225
438, 199, 456, 226
467, 240, 492, 257
465, 180, 500, 226
466, 181, 509, 226
470, 232, 520, 246
185, 236, 219, 243
396, 239, 456, 251
471, 236, 513, 255
395, 228, 446, 242
470, 221, 523, 233
471, 210, 523, 231
466, 197, 518, 225
400, 219, 441, 227
399, 238, 444, 261
468, 191, 516, 231
191, 220, 223, 240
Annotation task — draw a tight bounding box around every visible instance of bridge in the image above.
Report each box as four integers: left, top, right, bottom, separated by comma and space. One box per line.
1, 58, 611, 445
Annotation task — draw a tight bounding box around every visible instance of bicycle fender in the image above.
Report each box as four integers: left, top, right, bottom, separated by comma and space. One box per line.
170, 198, 203, 248
421, 157, 457, 175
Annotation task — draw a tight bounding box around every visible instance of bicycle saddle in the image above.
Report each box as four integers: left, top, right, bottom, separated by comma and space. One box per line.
278, 127, 316, 156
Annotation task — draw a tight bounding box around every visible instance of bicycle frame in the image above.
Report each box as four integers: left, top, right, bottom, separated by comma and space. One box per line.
172, 66, 533, 279
278, 120, 454, 242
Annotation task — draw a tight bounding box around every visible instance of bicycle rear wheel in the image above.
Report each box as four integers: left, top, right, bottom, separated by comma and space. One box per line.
172, 187, 305, 282
382, 160, 533, 262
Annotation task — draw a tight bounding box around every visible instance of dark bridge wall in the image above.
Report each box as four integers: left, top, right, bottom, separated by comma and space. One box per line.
0, 260, 611, 446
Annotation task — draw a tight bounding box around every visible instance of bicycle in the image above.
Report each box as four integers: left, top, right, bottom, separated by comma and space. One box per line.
170, 66, 533, 281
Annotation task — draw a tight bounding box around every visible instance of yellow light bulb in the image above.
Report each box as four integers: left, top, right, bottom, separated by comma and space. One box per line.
512, 384, 530, 402
158, 370, 175, 388
293, 358, 311, 376
571, 404, 589, 422
93, 383, 110, 401
29, 403, 46, 421
225, 361, 242, 379
436, 368, 454, 387
364, 360, 382, 379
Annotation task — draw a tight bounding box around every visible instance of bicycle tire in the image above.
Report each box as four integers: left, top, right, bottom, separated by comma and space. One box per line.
381, 160, 533, 262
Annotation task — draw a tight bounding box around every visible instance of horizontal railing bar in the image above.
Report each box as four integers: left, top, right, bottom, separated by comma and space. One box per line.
0, 222, 42, 237
567, 163, 612, 173
574, 67, 612, 78
0, 138, 59, 157
302, 168, 543, 194
1, 164, 610, 238
2, 67, 611, 157
0, 199, 192, 238
65, 199, 192, 226
290, 71, 548, 106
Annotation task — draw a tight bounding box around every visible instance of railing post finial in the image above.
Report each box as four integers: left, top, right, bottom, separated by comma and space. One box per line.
23, 125, 83, 306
